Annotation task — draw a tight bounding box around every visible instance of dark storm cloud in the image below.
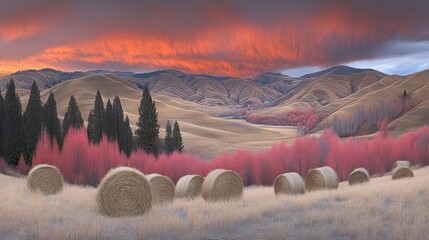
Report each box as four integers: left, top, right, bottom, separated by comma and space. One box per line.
0, 0, 428, 75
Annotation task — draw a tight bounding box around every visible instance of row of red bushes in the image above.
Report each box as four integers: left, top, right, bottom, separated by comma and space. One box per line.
244, 108, 321, 130
3, 126, 429, 186
219, 107, 322, 131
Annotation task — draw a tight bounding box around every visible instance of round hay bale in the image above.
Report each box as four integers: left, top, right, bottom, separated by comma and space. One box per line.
27, 164, 63, 195
348, 168, 370, 185
392, 160, 411, 170
175, 174, 204, 199
392, 167, 414, 180
274, 172, 305, 196
202, 169, 243, 202
305, 166, 338, 191
146, 173, 175, 204
97, 167, 152, 217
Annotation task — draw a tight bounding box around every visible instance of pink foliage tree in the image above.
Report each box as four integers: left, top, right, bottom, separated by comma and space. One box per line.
17, 125, 429, 186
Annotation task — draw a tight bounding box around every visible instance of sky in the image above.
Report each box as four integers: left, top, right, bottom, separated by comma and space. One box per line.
0, 0, 428, 77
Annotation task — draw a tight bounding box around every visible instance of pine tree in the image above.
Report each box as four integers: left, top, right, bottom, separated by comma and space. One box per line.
3, 79, 25, 166
88, 90, 105, 144
43, 91, 62, 148
123, 115, 133, 157
164, 120, 174, 154
113, 96, 125, 152
135, 86, 159, 155
172, 121, 184, 152
0, 91, 5, 157
63, 95, 84, 138
104, 99, 117, 141
23, 81, 43, 164
87, 110, 95, 141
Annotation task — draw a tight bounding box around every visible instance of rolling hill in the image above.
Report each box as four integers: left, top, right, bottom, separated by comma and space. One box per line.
6, 65, 429, 156
20, 74, 297, 158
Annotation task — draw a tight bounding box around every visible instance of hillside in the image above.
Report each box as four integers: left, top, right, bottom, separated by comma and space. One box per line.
0, 68, 87, 91
314, 69, 429, 135
21, 74, 297, 158
254, 69, 387, 115
8, 65, 429, 142
299, 65, 384, 79
132, 70, 284, 106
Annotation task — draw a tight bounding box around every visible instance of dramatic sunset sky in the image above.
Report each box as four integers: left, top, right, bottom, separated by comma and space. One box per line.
0, 0, 428, 77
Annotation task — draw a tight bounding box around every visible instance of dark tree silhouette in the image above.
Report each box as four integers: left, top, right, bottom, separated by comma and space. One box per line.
104, 99, 117, 141
63, 96, 84, 138
23, 81, 43, 164
135, 86, 159, 155
43, 91, 62, 148
87, 90, 106, 144
123, 116, 133, 157
3, 79, 25, 166
172, 121, 184, 152
164, 120, 173, 154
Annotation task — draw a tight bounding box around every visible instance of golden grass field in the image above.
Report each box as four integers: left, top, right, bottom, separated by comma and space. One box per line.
12, 68, 429, 157
0, 166, 428, 239
19, 74, 298, 158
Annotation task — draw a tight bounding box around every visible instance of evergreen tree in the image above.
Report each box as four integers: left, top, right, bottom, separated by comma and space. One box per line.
23, 81, 43, 164
43, 91, 62, 148
172, 121, 184, 152
3, 79, 25, 166
113, 96, 125, 152
135, 86, 159, 155
87, 110, 95, 141
123, 115, 133, 157
0, 91, 5, 157
63, 95, 84, 138
104, 99, 117, 141
164, 120, 174, 154
87, 90, 105, 144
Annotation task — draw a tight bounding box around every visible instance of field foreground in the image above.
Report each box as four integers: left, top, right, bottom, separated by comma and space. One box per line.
1, 167, 428, 240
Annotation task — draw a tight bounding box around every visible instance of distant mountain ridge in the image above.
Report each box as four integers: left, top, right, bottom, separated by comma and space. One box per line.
4, 65, 429, 140
300, 65, 385, 79
0, 65, 387, 108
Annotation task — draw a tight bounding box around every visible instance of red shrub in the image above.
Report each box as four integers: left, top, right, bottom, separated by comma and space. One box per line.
16, 157, 30, 175
244, 108, 322, 131
26, 126, 429, 186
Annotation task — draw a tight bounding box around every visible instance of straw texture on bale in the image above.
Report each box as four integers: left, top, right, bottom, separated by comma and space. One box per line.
97, 167, 152, 217
392, 167, 414, 180
27, 164, 63, 195
305, 166, 339, 191
392, 160, 411, 170
202, 169, 243, 202
348, 168, 370, 185
274, 172, 305, 195
175, 175, 204, 199
146, 174, 175, 204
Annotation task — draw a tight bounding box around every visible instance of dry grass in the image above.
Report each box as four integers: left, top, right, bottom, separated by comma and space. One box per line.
20, 74, 297, 158
1, 167, 428, 239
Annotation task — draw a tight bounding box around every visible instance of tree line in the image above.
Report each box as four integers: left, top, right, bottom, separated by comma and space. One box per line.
0, 79, 183, 166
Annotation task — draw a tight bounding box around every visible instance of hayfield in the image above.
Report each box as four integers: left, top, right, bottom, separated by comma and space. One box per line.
0, 166, 428, 240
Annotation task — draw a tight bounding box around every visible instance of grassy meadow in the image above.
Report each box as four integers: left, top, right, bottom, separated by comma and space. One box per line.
1, 166, 428, 240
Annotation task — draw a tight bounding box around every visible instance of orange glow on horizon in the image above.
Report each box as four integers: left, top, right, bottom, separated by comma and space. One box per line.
0, 4, 424, 77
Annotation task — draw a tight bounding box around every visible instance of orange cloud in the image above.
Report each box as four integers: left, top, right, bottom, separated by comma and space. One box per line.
0, 22, 46, 41
0, 23, 401, 76
0, 0, 428, 76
